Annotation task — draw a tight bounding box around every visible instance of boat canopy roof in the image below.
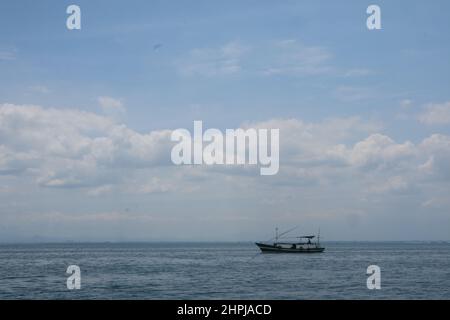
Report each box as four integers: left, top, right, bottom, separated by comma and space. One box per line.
297, 235, 315, 239
275, 242, 316, 245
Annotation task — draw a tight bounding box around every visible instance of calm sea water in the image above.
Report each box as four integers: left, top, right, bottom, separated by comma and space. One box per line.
0, 242, 449, 299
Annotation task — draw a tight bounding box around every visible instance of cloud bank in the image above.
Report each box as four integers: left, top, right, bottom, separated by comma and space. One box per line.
1, 103, 450, 241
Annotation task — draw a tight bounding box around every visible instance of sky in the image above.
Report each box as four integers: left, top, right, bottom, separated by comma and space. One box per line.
0, 0, 450, 242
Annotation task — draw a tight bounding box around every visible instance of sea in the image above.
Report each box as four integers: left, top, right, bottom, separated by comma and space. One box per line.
0, 242, 449, 299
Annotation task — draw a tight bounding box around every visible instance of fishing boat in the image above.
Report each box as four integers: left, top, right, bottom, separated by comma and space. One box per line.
255, 227, 325, 253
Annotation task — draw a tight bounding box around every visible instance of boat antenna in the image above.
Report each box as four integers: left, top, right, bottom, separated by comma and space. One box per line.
318, 228, 321, 245
266, 225, 299, 242
278, 225, 299, 239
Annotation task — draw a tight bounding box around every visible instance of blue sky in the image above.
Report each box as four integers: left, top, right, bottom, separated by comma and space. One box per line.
1, 1, 450, 241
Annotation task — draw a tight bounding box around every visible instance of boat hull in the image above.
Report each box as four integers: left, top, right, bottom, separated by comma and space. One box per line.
255, 242, 325, 253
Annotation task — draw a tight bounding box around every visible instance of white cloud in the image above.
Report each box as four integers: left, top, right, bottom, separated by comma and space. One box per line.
347, 134, 415, 168
87, 185, 114, 196
400, 99, 413, 109
0, 106, 376, 194
344, 68, 374, 77
247, 117, 382, 167
177, 39, 334, 77
177, 40, 376, 80
418, 101, 450, 125
2, 104, 450, 240
244, 118, 450, 201
0, 103, 172, 188
133, 177, 175, 194
29, 85, 50, 94
98, 96, 123, 110
0, 145, 36, 175
418, 156, 434, 174
369, 175, 409, 194
334, 86, 374, 102
422, 197, 450, 209
418, 134, 450, 179
97, 96, 126, 119
0, 48, 16, 60
177, 42, 248, 76
261, 40, 333, 76
2, 104, 450, 195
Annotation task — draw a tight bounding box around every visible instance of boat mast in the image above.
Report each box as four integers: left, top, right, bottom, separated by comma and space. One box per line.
266, 226, 299, 243
317, 228, 321, 246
